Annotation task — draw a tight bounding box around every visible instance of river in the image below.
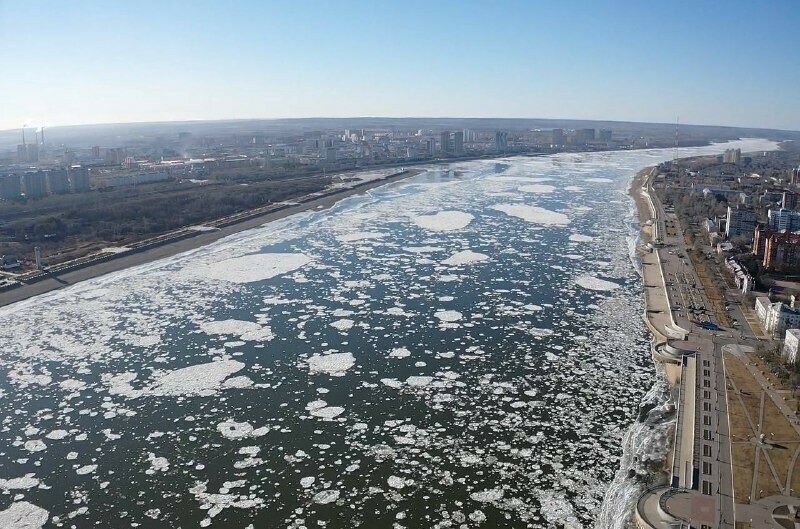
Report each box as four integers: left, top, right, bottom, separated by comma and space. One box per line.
0, 138, 777, 529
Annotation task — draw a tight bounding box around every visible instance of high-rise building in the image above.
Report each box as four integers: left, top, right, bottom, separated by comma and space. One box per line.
69, 166, 90, 192
91, 146, 101, 158
426, 138, 436, 157
0, 174, 22, 200
26, 144, 39, 163
106, 147, 125, 164
598, 129, 613, 141
551, 128, 564, 145
723, 148, 742, 164
574, 128, 595, 145
782, 192, 800, 211
17, 145, 27, 164
440, 131, 451, 154
725, 206, 756, 241
495, 131, 508, 152
453, 131, 464, 155
768, 208, 800, 232
22, 171, 48, 198
47, 169, 69, 194
754, 225, 770, 259
764, 231, 800, 269
790, 167, 800, 185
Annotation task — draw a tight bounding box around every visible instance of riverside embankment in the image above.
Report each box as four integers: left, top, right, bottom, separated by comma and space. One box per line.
0, 168, 424, 307
629, 165, 736, 529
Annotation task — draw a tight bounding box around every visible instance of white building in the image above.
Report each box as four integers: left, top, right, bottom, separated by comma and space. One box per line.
755, 296, 800, 338
784, 329, 800, 364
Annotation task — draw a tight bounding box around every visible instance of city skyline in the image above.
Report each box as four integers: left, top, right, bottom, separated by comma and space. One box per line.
1, 0, 799, 132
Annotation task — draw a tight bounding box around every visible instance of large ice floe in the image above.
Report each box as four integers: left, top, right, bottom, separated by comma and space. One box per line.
306, 352, 356, 376
491, 203, 571, 226
105, 360, 246, 398
186, 252, 312, 283
575, 275, 621, 292
0, 502, 49, 529
441, 250, 489, 266
200, 319, 273, 341
412, 210, 474, 231
0, 138, 779, 529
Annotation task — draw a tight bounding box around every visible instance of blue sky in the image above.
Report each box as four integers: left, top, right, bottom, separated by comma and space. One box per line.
1, 0, 798, 131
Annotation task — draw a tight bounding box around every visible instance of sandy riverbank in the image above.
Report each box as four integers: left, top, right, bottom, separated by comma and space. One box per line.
0, 169, 424, 308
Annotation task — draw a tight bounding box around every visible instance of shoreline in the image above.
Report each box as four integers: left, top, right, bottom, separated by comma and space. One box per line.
0, 169, 425, 308
596, 166, 677, 529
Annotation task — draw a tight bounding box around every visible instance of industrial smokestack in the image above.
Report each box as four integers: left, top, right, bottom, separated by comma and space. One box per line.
22, 127, 25, 146
40, 127, 44, 145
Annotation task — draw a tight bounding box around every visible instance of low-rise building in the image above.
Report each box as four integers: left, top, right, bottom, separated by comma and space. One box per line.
725, 258, 753, 294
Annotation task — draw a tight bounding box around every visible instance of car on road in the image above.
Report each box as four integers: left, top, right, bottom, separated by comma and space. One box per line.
697, 321, 722, 331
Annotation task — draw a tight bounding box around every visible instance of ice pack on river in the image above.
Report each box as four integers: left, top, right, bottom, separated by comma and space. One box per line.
0, 139, 776, 529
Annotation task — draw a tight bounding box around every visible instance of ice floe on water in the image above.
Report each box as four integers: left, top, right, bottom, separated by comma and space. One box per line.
106, 359, 246, 398
0, 139, 779, 529
216, 420, 268, 440
187, 252, 312, 283
585, 177, 613, 183
575, 275, 621, 292
412, 210, 474, 231
200, 319, 273, 341
491, 203, 571, 226
329, 319, 355, 332
569, 234, 595, 243
313, 490, 340, 504
0, 476, 39, 490
75, 464, 97, 475
307, 352, 356, 376
388, 347, 411, 359
0, 502, 48, 529
337, 232, 386, 243
518, 184, 557, 194
433, 309, 462, 322
441, 250, 489, 266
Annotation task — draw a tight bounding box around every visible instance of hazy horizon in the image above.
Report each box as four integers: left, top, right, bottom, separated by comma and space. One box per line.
2, 114, 799, 136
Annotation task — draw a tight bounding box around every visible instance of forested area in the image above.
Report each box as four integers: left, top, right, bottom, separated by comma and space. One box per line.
0, 175, 329, 266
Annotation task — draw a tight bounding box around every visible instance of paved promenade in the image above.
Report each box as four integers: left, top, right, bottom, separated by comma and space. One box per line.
635, 169, 737, 529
